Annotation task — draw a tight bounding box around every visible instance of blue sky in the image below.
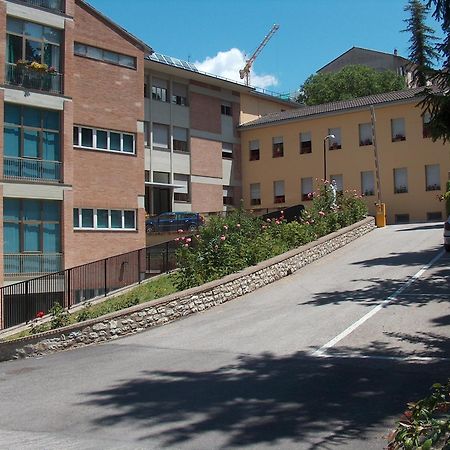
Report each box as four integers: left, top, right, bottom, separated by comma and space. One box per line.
88, 0, 444, 95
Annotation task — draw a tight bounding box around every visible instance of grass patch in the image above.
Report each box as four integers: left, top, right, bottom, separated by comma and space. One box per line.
3, 274, 178, 342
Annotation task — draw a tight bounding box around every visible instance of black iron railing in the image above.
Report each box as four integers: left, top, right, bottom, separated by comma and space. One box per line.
15, 0, 64, 13
4, 157, 63, 183
0, 241, 178, 330
5, 63, 63, 94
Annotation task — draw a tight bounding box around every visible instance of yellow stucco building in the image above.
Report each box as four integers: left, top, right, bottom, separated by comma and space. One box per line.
239, 87, 450, 224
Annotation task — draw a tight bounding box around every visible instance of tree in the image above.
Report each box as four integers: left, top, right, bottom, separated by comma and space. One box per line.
296, 65, 406, 106
402, 0, 438, 86
420, 0, 450, 142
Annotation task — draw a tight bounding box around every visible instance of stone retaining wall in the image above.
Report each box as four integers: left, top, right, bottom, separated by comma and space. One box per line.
0, 217, 376, 361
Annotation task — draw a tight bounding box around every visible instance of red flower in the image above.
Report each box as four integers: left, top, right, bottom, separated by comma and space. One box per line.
36, 311, 45, 318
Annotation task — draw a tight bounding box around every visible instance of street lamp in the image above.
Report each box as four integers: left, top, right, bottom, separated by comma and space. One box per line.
323, 134, 335, 181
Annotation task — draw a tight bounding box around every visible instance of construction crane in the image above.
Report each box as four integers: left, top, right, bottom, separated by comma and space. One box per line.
239, 24, 279, 86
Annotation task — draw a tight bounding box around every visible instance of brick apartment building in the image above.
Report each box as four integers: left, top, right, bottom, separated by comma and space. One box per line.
0, 0, 151, 285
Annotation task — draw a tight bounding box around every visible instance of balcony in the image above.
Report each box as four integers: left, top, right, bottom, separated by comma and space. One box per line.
4, 253, 63, 278
4, 157, 62, 183
5, 63, 62, 94
15, 0, 64, 13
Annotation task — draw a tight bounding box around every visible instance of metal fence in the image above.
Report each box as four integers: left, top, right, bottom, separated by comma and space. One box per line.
4, 157, 63, 183
18, 0, 65, 13
0, 241, 178, 330
5, 63, 63, 95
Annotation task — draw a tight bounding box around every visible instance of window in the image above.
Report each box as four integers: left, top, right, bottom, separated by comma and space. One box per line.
300, 132, 312, 154
391, 118, 406, 142
172, 82, 188, 106
174, 174, 190, 202
425, 164, 440, 191
274, 180, 285, 203
359, 123, 373, 146
7, 18, 61, 71
223, 186, 234, 206
272, 136, 284, 158
301, 177, 313, 201
328, 128, 342, 150
4, 198, 61, 260
250, 183, 261, 206
4, 104, 61, 181
394, 168, 408, 193
143, 121, 150, 147
221, 102, 232, 116
73, 126, 135, 154
153, 171, 170, 184
173, 127, 188, 152
144, 83, 149, 98
152, 123, 169, 150
73, 208, 136, 230
423, 112, 432, 138
222, 142, 233, 159
395, 214, 410, 224
74, 42, 136, 69
361, 171, 375, 196
249, 139, 260, 161
427, 211, 442, 221
330, 174, 343, 193
152, 78, 168, 102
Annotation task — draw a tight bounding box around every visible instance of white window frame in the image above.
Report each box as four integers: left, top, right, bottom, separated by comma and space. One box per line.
73, 208, 136, 231
74, 126, 135, 154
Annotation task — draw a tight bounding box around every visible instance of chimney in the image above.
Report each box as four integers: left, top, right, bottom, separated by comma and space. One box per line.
394, 49, 398, 56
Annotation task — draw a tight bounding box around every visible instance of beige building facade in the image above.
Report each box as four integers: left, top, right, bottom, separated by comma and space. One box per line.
239, 88, 450, 224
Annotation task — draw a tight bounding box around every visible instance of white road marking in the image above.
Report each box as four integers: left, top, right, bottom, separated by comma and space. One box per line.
314, 352, 450, 363
312, 249, 445, 357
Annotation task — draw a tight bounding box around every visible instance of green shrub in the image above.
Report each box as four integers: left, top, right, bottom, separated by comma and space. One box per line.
174, 182, 368, 290
49, 302, 69, 329
446, 181, 450, 217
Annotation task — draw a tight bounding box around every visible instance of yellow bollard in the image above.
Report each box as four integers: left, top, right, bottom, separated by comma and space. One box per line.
375, 202, 386, 227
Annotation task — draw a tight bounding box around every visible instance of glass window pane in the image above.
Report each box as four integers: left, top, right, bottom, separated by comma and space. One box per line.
73, 208, 79, 228
7, 17, 23, 34
43, 131, 60, 161
23, 130, 39, 158
43, 110, 59, 130
5, 104, 21, 125
23, 199, 41, 221
97, 130, 107, 149
81, 128, 93, 147
124, 211, 135, 229
73, 127, 79, 146
97, 209, 109, 228
43, 43, 60, 71
43, 201, 60, 221
25, 39, 43, 63
23, 107, 41, 128
43, 26, 61, 44
43, 223, 60, 252
110, 132, 121, 151
81, 209, 94, 228
123, 134, 134, 153
119, 55, 135, 68
6, 34, 23, 64
74, 43, 87, 56
86, 46, 102, 60
111, 210, 122, 228
4, 127, 20, 157
24, 22, 43, 39
4, 222, 20, 253
24, 223, 40, 252
104, 51, 119, 63
4, 199, 20, 221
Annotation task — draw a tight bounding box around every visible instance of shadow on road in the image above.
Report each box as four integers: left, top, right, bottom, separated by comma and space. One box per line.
81, 349, 448, 449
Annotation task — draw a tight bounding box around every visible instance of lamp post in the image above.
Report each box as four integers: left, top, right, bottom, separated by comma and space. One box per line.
323, 134, 335, 181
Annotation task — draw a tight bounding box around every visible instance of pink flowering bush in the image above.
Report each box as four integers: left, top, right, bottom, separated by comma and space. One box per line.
174, 183, 367, 290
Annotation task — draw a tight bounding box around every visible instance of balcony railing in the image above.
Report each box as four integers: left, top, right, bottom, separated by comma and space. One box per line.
4, 156, 62, 182
5, 254, 63, 278
16, 0, 64, 13
5, 63, 62, 94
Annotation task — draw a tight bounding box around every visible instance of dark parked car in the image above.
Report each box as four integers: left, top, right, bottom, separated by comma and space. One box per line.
146, 212, 204, 233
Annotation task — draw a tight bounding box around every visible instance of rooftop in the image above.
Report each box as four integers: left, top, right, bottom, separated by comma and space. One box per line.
239, 87, 427, 129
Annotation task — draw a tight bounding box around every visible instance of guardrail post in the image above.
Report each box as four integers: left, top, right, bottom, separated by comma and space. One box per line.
67, 268, 71, 309
104, 258, 108, 296
25, 280, 30, 323
138, 249, 141, 284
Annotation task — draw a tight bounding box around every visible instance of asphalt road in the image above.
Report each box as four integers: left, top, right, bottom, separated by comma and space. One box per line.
0, 222, 449, 450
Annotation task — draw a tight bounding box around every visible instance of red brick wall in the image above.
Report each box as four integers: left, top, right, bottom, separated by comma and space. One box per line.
191, 183, 222, 213
190, 92, 221, 134
190, 137, 222, 178
65, 2, 146, 268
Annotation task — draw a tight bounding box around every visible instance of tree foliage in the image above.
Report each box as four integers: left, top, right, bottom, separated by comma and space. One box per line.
297, 65, 406, 105
420, 0, 450, 142
403, 0, 438, 86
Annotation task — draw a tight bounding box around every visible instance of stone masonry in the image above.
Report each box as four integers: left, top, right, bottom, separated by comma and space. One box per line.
0, 217, 376, 361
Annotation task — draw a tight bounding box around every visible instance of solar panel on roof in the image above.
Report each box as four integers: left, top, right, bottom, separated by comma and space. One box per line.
147, 52, 198, 72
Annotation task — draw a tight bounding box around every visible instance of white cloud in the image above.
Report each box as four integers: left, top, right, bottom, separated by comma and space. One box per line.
194, 48, 278, 89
